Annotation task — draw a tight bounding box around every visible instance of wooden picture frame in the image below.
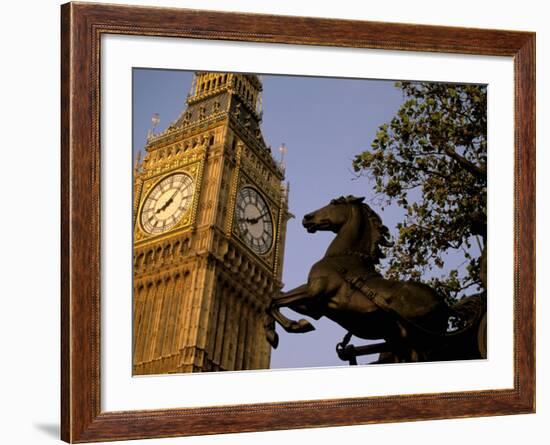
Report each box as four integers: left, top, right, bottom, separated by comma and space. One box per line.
61, 2, 535, 442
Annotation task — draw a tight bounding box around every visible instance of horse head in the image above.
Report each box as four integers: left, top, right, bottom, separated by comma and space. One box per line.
302, 195, 392, 262
268, 195, 484, 363
266, 195, 394, 348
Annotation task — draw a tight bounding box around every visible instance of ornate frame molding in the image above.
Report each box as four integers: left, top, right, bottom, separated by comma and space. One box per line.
61, 2, 535, 442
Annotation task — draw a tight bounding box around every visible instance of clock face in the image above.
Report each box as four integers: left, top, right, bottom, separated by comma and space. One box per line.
140, 173, 195, 235
235, 187, 274, 255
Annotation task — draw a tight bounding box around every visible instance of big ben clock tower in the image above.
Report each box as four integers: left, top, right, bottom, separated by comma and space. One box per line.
133, 72, 289, 375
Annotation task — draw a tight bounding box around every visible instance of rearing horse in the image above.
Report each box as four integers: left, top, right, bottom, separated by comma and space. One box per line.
267, 196, 485, 363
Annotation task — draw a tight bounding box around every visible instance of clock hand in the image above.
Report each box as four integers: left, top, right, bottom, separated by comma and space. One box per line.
155, 190, 194, 215
246, 212, 269, 224
156, 198, 173, 214
168, 188, 180, 201
156, 190, 181, 214
240, 216, 259, 224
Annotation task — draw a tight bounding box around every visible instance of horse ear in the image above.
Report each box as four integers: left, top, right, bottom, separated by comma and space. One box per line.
346, 195, 365, 204
331, 196, 347, 204
331, 195, 366, 205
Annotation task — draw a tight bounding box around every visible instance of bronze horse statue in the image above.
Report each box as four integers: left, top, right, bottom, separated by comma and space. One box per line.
266, 196, 486, 364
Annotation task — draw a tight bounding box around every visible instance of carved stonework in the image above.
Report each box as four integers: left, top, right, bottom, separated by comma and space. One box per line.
133, 72, 289, 375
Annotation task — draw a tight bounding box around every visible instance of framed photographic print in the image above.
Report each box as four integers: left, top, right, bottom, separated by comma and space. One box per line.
61, 2, 535, 442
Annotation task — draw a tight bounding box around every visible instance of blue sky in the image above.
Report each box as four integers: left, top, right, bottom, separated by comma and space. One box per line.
133, 69, 415, 369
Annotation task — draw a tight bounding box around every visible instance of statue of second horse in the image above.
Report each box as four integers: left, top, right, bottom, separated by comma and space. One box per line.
266, 196, 486, 364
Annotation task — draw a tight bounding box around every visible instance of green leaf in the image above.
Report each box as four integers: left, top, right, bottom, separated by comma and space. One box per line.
354, 82, 487, 297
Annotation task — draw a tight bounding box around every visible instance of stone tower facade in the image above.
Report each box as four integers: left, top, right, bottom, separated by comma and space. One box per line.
133, 72, 289, 375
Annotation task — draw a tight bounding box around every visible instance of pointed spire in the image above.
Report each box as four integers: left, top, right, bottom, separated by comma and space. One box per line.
278, 143, 288, 171
134, 151, 142, 176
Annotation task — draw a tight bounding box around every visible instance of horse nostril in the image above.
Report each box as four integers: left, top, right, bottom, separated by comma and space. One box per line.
303, 213, 313, 221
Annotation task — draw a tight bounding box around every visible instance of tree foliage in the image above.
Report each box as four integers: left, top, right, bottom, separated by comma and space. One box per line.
353, 81, 487, 301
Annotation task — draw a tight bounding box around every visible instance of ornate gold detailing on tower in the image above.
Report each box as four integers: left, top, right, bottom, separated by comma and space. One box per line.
133, 72, 288, 375
224, 142, 243, 237
274, 182, 291, 276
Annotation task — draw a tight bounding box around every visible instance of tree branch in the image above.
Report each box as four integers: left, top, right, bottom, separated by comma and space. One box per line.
441, 145, 486, 179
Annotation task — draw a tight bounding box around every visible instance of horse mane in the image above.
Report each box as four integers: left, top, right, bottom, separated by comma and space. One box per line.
330, 195, 392, 263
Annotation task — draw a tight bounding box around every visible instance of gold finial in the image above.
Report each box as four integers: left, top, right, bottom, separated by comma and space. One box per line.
147, 113, 160, 140
134, 150, 142, 176
278, 143, 288, 170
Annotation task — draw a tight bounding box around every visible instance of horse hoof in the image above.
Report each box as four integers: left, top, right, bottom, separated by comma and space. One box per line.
266, 329, 279, 348
292, 319, 315, 333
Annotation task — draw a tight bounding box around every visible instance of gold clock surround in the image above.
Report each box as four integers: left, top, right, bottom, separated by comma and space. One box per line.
134, 160, 204, 245
132, 72, 289, 376
140, 172, 195, 235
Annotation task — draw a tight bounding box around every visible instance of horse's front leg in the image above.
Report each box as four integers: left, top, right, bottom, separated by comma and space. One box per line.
272, 283, 309, 306
269, 284, 316, 334
288, 279, 328, 321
